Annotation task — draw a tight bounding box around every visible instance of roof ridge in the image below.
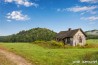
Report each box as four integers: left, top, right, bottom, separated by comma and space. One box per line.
60, 28, 79, 32
56, 28, 81, 38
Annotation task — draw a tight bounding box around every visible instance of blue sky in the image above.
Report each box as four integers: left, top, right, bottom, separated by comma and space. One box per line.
0, 0, 98, 36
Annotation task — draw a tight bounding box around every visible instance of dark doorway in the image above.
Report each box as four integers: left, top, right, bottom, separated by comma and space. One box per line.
79, 37, 82, 43
67, 38, 70, 43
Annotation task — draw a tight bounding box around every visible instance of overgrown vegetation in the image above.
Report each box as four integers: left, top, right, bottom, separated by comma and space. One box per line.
82, 52, 98, 61
32, 40, 64, 48
32, 39, 98, 49
0, 40, 98, 65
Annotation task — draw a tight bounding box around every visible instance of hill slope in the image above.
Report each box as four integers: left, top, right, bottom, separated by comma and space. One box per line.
0, 28, 57, 42
85, 30, 98, 39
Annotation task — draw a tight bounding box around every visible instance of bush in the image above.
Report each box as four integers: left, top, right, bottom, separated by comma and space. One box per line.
49, 40, 64, 48
32, 40, 64, 48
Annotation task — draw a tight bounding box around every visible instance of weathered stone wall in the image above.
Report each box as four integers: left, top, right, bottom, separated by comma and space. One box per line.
73, 30, 86, 46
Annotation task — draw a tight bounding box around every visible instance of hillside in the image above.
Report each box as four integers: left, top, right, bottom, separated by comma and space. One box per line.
0, 28, 57, 42
85, 30, 98, 39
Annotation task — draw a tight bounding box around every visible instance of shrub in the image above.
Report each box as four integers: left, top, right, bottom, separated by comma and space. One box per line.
32, 40, 64, 48
49, 40, 64, 48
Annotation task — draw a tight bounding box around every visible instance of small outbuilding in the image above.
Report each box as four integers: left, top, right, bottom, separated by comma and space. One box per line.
56, 28, 87, 46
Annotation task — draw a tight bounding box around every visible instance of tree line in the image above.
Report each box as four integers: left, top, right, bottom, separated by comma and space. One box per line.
0, 28, 98, 42
86, 35, 98, 39
0, 28, 57, 42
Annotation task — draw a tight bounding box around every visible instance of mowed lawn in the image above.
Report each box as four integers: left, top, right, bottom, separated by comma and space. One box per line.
0, 39, 98, 65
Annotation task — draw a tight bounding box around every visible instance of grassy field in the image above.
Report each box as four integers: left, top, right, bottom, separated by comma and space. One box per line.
0, 39, 98, 65
87, 39, 98, 44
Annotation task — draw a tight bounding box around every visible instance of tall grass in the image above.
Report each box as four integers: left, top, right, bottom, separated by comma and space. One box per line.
0, 39, 98, 65
33, 40, 64, 48
87, 39, 98, 44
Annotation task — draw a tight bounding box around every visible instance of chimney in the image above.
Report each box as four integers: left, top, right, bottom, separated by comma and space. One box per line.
68, 28, 71, 31
78, 28, 81, 30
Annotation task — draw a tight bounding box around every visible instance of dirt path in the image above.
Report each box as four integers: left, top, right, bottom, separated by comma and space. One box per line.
0, 49, 33, 65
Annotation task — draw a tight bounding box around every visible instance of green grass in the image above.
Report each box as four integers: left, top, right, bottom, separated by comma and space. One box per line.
0, 39, 98, 65
87, 39, 98, 44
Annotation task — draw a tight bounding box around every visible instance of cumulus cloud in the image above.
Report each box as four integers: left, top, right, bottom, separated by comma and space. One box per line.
81, 16, 98, 21
5, 0, 39, 7
6, 11, 30, 21
80, 0, 98, 3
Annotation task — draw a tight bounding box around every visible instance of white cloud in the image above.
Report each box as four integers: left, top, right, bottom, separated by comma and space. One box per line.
6, 11, 30, 21
80, 0, 98, 3
5, 0, 38, 7
30, 2, 39, 8
66, 6, 97, 12
81, 16, 98, 21
58, 6, 98, 14
65, 6, 98, 14
5, 0, 13, 2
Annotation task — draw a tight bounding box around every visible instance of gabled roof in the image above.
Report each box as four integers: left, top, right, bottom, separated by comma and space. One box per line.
56, 28, 87, 39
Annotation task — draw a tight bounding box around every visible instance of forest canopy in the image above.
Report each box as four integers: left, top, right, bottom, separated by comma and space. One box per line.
0, 28, 57, 42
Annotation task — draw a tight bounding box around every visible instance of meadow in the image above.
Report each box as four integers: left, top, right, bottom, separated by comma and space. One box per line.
0, 39, 98, 65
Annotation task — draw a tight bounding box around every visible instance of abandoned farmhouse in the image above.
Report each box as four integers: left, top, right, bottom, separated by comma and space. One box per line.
56, 28, 87, 46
